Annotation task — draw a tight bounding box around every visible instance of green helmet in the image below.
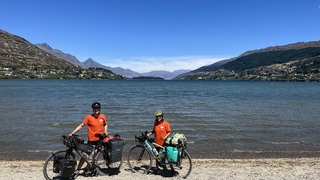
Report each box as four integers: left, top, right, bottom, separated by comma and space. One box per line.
154, 110, 163, 116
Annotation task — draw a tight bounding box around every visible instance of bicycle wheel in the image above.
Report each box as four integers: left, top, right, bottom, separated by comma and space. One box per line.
43, 150, 76, 180
127, 145, 152, 174
94, 150, 122, 176
167, 150, 192, 179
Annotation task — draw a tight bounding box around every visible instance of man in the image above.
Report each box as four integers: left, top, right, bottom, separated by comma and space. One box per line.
69, 102, 108, 175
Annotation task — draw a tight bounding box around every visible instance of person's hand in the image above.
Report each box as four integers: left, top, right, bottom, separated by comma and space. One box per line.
68, 133, 73, 138
104, 132, 108, 136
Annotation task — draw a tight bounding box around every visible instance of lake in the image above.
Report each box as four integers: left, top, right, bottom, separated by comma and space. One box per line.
0, 79, 319, 159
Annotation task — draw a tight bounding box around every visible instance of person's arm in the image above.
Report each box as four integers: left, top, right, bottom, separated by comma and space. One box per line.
104, 124, 108, 135
68, 123, 85, 137
162, 132, 171, 140
147, 130, 154, 137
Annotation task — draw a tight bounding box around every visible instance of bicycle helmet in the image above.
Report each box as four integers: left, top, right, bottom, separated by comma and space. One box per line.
91, 102, 101, 109
154, 110, 163, 116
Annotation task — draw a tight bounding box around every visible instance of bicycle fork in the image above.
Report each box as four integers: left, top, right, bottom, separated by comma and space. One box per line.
138, 148, 147, 161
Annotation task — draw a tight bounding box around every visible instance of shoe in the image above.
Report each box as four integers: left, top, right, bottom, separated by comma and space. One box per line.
88, 152, 94, 160
153, 167, 161, 174
71, 170, 79, 179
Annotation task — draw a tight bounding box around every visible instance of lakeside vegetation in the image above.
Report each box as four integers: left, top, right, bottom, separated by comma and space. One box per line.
0, 67, 125, 79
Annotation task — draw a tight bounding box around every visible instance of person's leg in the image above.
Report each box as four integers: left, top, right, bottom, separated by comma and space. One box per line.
87, 141, 98, 159
77, 158, 85, 170
155, 147, 162, 170
76, 141, 97, 172
72, 157, 85, 178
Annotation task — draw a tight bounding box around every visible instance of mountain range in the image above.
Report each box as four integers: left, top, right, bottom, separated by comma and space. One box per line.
1, 29, 319, 81
35, 43, 190, 80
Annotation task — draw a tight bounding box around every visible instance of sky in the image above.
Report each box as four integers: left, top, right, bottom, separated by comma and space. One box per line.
1, 0, 320, 73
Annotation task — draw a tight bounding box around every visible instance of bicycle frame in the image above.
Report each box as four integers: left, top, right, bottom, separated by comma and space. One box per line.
137, 135, 184, 166
62, 142, 101, 172
44, 134, 124, 180
143, 139, 164, 159
63, 136, 109, 172
128, 133, 192, 179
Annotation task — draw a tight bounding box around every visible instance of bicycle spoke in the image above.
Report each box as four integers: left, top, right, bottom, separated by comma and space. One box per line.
94, 150, 122, 176
128, 145, 152, 174
43, 150, 75, 180
167, 150, 192, 179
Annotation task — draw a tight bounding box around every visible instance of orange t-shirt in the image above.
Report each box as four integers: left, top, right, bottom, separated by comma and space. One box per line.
153, 120, 170, 146
83, 113, 107, 141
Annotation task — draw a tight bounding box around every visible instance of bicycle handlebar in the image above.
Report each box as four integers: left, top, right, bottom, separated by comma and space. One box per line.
135, 132, 155, 144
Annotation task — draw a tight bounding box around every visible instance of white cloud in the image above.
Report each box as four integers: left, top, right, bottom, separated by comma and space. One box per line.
101, 56, 229, 73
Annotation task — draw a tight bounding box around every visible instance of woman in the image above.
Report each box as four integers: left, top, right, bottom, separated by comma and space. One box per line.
147, 110, 171, 171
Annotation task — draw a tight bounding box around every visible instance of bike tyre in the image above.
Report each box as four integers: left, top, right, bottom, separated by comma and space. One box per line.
43, 150, 76, 180
94, 150, 122, 176
167, 150, 192, 179
127, 145, 152, 174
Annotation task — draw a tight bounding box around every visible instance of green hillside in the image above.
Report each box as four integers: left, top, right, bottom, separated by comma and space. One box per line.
176, 42, 320, 82
223, 47, 320, 71
0, 30, 125, 79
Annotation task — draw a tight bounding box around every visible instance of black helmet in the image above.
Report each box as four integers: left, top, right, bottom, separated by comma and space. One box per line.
91, 102, 101, 109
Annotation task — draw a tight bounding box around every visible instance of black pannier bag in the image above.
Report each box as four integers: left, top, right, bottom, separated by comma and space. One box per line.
53, 154, 64, 173
107, 139, 124, 163
59, 159, 77, 177
53, 153, 77, 177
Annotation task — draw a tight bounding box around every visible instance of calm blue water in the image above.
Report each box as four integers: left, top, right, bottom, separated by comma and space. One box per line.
0, 79, 320, 158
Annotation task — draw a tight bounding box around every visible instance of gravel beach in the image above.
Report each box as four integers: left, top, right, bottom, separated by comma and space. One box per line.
1, 158, 320, 180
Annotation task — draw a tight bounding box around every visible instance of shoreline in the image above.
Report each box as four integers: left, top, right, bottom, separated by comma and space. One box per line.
1, 150, 320, 161
1, 157, 320, 179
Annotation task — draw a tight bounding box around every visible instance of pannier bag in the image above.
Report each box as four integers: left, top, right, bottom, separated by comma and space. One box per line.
59, 159, 77, 177
166, 146, 178, 163
107, 139, 124, 163
53, 154, 64, 173
53, 154, 76, 177
165, 133, 187, 146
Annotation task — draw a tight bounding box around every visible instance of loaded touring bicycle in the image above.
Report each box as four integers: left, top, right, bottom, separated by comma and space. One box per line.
43, 134, 124, 179
127, 132, 192, 179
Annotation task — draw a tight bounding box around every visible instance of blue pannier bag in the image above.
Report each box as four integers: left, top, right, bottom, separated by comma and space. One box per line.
166, 146, 178, 163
